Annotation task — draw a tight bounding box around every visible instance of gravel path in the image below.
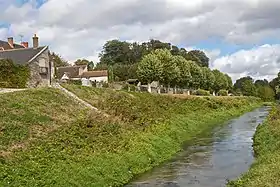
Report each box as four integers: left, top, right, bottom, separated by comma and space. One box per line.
52, 83, 99, 111
0, 88, 26, 94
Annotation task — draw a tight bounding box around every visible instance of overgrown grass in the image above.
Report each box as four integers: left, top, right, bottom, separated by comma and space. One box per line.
228, 105, 280, 187
0, 85, 262, 186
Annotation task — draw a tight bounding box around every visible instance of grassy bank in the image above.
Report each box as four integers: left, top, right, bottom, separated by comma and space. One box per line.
1, 86, 261, 186
228, 105, 280, 187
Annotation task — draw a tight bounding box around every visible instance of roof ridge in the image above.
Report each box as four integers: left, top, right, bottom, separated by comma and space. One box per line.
0, 46, 46, 53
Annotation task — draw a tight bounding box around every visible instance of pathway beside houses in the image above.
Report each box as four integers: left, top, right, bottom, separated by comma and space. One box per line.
52, 83, 109, 117
0, 88, 26, 94
52, 83, 99, 111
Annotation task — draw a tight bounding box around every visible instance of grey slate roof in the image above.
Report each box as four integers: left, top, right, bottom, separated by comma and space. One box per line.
57, 65, 87, 79
0, 40, 25, 50
0, 46, 47, 65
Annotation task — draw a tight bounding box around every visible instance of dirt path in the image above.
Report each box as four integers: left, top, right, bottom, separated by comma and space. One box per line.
0, 88, 26, 94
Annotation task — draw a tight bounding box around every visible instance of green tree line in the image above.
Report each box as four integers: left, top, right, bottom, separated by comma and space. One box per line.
136, 49, 231, 94
95, 39, 210, 81
232, 75, 279, 101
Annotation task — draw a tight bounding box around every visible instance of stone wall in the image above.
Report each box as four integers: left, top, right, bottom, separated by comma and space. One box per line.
27, 48, 52, 88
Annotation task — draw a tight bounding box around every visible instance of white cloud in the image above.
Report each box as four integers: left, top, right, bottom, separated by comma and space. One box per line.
0, 0, 280, 81
213, 44, 280, 81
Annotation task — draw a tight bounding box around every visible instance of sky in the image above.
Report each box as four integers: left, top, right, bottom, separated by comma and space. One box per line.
1, 0, 280, 82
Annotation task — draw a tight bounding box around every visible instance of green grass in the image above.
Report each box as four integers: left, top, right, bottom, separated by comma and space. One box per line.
0, 85, 262, 186
228, 106, 280, 187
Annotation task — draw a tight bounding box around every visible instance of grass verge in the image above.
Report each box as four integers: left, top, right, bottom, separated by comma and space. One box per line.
1, 85, 262, 186
228, 105, 280, 187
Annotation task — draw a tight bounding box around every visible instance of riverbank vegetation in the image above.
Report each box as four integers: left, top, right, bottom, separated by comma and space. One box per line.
0, 86, 261, 186
228, 105, 280, 187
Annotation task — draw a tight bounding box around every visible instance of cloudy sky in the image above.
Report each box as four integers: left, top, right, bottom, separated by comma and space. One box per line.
1, 0, 280, 81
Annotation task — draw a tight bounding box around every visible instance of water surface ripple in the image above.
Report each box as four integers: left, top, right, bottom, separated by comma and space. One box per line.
127, 107, 270, 187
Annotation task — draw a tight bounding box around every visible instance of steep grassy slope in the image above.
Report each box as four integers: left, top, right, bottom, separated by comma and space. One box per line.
1, 86, 261, 186
228, 105, 280, 187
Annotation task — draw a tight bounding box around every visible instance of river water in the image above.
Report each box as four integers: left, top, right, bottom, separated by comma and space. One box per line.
127, 107, 270, 187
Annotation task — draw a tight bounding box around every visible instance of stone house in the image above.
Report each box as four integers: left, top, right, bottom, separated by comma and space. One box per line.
0, 34, 54, 87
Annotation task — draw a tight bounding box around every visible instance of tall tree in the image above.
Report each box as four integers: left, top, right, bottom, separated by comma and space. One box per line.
153, 49, 178, 88
241, 79, 257, 96
189, 61, 203, 89
74, 59, 91, 66
212, 69, 228, 93
234, 76, 254, 91
171, 55, 191, 89
225, 74, 233, 91
49, 52, 69, 67
201, 67, 215, 91
187, 50, 209, 67
99, 40, 131, 65
255, 79, 269, 87
256, 85, 275, 101
137, 54, 163, 92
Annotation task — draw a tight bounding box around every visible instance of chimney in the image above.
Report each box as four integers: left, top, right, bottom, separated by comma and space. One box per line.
7, 37, 14, 48
21, 42, 29, 48
32, 34, 39, 48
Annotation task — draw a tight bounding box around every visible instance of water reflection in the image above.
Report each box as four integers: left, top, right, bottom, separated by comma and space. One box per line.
127, 107, 270, 187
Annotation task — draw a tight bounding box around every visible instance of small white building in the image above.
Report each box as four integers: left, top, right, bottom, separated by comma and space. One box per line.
81, 70, 108, 83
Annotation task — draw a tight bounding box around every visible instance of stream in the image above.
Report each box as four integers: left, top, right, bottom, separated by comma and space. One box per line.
127, 107, 270, 187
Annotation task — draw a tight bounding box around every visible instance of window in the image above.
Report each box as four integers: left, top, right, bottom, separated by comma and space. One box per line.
39, 67, 48, 74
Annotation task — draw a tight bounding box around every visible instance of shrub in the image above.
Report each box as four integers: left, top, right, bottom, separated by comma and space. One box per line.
0, 59, 30, 88
68, 79, 82, 85
194, 89, 211, 96
102, 82, 109, 88
218, 90, 228, 96
122, 84, 136, 92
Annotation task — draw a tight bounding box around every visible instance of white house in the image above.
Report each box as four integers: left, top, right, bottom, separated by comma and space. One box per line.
81, 70, 108, 83
57, 65, 108, 83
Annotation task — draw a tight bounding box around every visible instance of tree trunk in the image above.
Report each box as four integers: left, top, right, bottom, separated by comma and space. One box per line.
173, 86, 177, 94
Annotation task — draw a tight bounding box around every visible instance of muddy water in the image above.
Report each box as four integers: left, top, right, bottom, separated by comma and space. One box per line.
127, 107, 270, 187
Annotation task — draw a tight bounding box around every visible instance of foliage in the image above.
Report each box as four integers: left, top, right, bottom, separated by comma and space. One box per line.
241, 79, 257, 96
228, 106, 280, 186
172, 56, 192, 89
225, 74, 233, 90
189, 61, 203, 89
186, 50, 209, 67
212, 69, 228, 93
218, 90, 228, 96
193, 89, 211, 96
74, 59, 92, 66
87, 61, 95, 71
234, 76, 254, 91
136, 53, 163, 84
68, 79, 82, 85
99, 40, 134, 65
201, 67, 215, 91
122, 84, 137, 92
49, 52, 69, 67
98, 39, 209, 68
112, 63, 138, 81
0, 85, 261, 186
255, 79, 269, 87
153, 49, 178, 87
234, 77, 275, 99
256, 85, 275, 101
0, 59, 30, 88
